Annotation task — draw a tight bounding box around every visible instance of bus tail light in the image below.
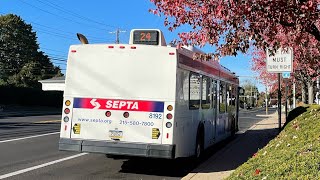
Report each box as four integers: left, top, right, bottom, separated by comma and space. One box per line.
105, 111, 111, 117
64, 108, 70, 114
108, 46, 114, 48
65, 100, 71, 106
123, 112, 129, 118
166, 113, 173, 120
166, 122, 172, 128
120, 46, 125, 49
63, 116, 69, 122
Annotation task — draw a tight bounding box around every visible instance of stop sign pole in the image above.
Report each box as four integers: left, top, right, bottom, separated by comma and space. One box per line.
266, 48, 293, 131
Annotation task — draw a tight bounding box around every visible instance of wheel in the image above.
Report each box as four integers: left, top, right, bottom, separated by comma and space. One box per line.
195, 139, 202, 159
195, 130, 204, 159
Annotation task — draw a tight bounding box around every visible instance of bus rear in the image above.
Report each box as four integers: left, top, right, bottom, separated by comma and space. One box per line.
59, 30, 178, 158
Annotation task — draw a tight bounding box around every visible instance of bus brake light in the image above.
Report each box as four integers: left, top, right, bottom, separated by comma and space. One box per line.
105, 111, 111, 117
166, 113, 173, 120
123, 112, 129, 118
64, 108, 70, 114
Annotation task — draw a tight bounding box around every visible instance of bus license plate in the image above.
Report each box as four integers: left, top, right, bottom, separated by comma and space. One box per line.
109, 130, 123, 139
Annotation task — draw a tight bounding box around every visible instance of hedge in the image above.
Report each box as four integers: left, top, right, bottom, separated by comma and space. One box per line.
0, 86, 63, 107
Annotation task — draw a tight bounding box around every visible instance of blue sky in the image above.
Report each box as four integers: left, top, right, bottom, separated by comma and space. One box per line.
0, 0, 264, 91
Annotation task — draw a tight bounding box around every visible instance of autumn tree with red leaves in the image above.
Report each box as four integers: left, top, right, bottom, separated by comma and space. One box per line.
150, 0, 319, 55
150, 0, 320, 103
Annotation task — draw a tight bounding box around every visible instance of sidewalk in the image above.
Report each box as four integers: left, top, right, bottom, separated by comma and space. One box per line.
0, 105, 61, 117
182, 112, 286, 180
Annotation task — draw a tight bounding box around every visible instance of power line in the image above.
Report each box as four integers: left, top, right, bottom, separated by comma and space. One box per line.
31, 21, 111, 41
36, 28, 113, 42
36, 30, 77, 41
46, 53, 66, 59
41, 47, 66, 54
34, 0, 117, 29
19, 0, 110, 32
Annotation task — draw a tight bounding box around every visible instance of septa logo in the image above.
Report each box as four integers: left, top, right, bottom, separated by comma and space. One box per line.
90, 99, 101, 109
73, 98, 164, 112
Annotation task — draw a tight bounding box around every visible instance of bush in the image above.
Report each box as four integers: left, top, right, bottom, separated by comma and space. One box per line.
0, 86, 63, 107
227, 105, 320, 179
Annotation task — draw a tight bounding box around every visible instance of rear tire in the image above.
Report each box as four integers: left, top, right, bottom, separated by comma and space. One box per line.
195, 129, 204, 160
195, 139, 202, 159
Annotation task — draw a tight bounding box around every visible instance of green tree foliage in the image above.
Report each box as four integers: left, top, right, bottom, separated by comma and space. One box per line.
241, 80, 259, 107
0, 14, 62, 88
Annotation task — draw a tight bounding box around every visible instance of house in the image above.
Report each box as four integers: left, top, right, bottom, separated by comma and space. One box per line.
38, 76, 65, 91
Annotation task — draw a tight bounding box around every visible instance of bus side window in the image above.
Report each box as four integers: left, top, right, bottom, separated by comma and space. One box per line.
189, 73, 200, 109
201, 76, 210, 109
212, 80, 217, 110
219, 81, 227, 113
227, 84, 233, 113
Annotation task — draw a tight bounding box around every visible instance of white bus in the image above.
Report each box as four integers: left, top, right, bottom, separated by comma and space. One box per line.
59, 29, 240, 159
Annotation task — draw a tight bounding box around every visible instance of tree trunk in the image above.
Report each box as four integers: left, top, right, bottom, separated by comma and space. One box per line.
302, 82, 307, 104
308, 80, 314, 104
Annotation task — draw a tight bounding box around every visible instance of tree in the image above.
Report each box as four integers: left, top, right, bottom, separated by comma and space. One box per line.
150, 0, 319, 53
0, 14, 62, 88
150, 0, 320, 77
240, 80, 259, 107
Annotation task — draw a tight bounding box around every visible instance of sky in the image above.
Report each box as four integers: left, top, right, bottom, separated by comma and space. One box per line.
0, 0, 265, 92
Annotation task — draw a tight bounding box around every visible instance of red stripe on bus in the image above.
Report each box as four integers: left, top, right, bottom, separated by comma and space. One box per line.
179, 54, 238, 83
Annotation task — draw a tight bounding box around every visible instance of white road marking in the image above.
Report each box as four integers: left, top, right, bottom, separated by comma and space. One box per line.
0, 153, 88, 179
0, 132, 59, 143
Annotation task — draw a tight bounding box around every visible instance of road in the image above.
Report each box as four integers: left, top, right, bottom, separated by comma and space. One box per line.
0, 108, 276, 180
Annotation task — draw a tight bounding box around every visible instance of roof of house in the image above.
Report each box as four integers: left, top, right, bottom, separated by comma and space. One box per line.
38, 76, 65, 83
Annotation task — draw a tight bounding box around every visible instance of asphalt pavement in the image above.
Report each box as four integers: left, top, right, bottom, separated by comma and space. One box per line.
0, 107, 276, 180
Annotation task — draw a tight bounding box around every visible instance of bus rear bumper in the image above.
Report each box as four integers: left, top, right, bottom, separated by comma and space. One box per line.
59, 138, 175, 159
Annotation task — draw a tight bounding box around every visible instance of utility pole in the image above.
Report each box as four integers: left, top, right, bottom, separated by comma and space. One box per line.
293, 81, 296, 108
265, 86, 268, 115
316, 77, 320, 105
109, 28, 126, 44
278, 73, 282, 131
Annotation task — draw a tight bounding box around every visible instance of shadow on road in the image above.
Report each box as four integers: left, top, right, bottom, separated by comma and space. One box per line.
117, 137, 235, 178
190, 127, 279, 174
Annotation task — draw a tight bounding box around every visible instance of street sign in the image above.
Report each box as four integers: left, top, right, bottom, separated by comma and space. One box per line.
282, 72, 290, 79
266, 48, 293, 73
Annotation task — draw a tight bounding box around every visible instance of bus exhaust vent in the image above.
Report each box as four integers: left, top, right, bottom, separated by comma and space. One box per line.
77, 33, 89, 44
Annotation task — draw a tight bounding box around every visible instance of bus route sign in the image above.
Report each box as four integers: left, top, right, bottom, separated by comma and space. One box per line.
266, 48, 293, 73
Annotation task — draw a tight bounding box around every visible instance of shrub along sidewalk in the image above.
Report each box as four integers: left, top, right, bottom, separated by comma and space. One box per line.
227, 105, 320, 179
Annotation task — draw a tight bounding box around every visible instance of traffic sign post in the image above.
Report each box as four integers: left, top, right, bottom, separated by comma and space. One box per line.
267, 48, 293, 131
282, 72, 290, 120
